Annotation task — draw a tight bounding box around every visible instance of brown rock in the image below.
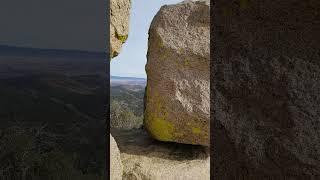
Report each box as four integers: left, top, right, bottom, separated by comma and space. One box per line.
110, 134, 123, 180
213, 0, 320, 179
110, 0, 131, 58
144, 0, 210, 146
112, 129, 210, 180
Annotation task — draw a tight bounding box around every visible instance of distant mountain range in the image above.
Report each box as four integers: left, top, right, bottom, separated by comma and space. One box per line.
0, 45, 146, 85
111, 76, 146, 86
111, 76, 146, 81
0, 45, 108, 78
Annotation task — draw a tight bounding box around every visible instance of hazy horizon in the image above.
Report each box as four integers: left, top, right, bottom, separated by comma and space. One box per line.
0, 44, 105, 53
111, 75, 146, 79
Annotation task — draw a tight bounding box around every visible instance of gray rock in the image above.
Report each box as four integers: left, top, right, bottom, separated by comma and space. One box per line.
144, 0, 210, 146
110, 0, 131, 58
110, 1, 132, 179
111, 129, 210, 180
110, 134, 123, 180
213, 0, 320, 179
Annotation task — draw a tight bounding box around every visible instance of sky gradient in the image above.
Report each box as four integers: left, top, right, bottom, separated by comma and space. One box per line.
0, 0, 105, 52
111, 0, 182, 78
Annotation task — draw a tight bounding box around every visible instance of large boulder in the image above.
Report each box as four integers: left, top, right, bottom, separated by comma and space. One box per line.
110, 0, 131, 58
112, 129, 210, 180
110, 134, 123, 180
144, 0, 210, 146
213, 0, 320, 179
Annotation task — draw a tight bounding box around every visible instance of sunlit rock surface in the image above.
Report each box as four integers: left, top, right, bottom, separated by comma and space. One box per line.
110, 0, 131, 58
112, 129, 210, 180
110, 134, 123, 180
144, 0, 210, 146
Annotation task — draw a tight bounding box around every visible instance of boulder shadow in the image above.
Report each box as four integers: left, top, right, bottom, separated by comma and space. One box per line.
111, 128, 209, 161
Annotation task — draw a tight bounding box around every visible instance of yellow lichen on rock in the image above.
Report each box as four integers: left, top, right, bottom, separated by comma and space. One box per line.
192, 127, 202, 135
110, 0, 131, 60
116, 32, 128, 44
147, 117, 174, 141
145, 92, 175, 141
144, 0, 210, 146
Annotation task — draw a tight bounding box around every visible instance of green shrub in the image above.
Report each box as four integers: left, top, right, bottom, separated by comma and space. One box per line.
110, 100, 143, 129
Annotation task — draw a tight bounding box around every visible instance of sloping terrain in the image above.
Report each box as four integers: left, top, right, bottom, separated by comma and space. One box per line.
0, 47, 107, 180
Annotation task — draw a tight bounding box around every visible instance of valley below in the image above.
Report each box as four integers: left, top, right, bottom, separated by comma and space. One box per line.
110, 76, 145, 130
0, 47, 107, 180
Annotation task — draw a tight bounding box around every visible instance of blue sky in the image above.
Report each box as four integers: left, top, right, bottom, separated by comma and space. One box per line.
111, 0, 182, 78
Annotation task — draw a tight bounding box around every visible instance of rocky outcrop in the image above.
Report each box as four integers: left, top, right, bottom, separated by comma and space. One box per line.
213, 0, 320, 179
111, 129, 210, 180
144, 0, 210, 146
110, 0, 131, 178
110, 0, 131, 58
110, 134, 123, 180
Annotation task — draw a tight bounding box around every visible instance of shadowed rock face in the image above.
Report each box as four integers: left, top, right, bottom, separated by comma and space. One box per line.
213, 0, 320, 179
144, 0, 210, 146
110, 134, 123, 180
111, 129, 210, 180
110, 0, 131, 58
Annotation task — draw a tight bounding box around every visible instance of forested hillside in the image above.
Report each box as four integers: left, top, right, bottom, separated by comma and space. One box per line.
110, 81, 145, 129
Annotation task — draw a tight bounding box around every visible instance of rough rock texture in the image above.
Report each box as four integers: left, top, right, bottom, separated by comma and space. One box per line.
213, 0, 320, 179
110, 0, 131, 58
110, 134, 123, 180
144, 0, 210, 146
110, 0, 131, 179
112, 129, 210, 180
